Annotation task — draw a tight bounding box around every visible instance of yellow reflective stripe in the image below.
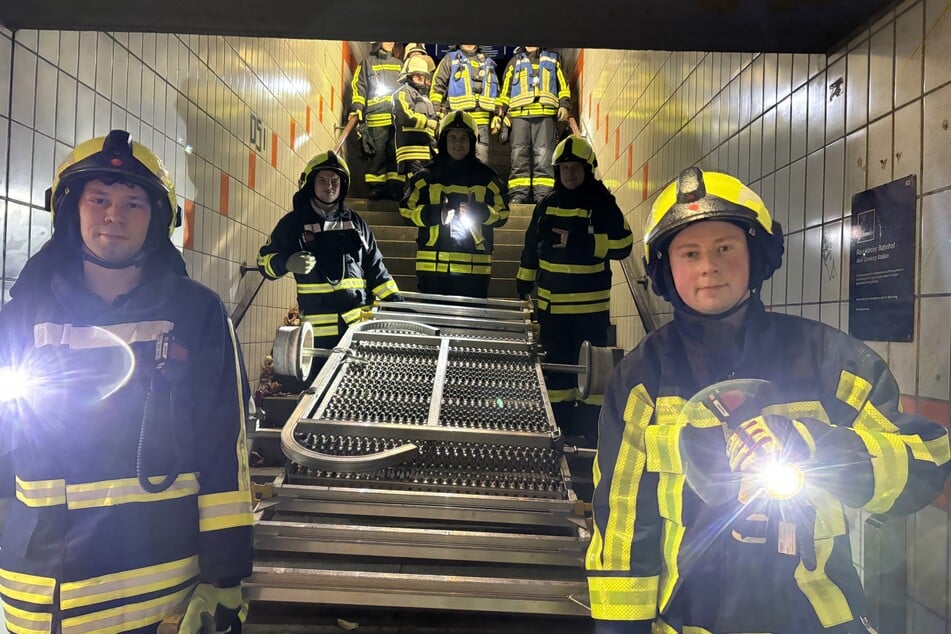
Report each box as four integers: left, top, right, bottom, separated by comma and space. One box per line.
365, 173, 387, 183
417, 250, 437, 261
0, 568, 56, 605
547, 387, 578, 403
416, 261, 491, 275
430, 183, 490, 203
608, 233, 634, 250
587, 576, 658, 621
533, 177, 555, 187
15, 476, 66, 507
643, 425, 683, 473
508, 177, 532, 188
396, 146, 433, 162
257, 252, 278, 278
914, 434, 951, 466
33, 321, 172, 349
373, 279, 400, 298
580, 393, 604, 406
302, 313, 337, 325
539, 259, 606, 274
365, 113, 393, 127
297, 278, 367, 294
546, 206, 591, 219
66, 473, 198, 510
835, 370, 872, 413
794, 539, 854, 627
548, 302, 610, 315
61, 586, 192, 634
198, 490, 253, 532
304, 320, 340, 337
594, 233, 608, 258
537, 288, 611, 303
852, 428, 909, 513
809, 489, 847, 539
366, 95, 393, 108
603, 385, 653, 570
341, 307, 365, 324
386, 172, 405, 182
2, 600, 52, 634
657, 482, 686, 611
855, 399, 899, 433
60, 557, 199, 610
435, 251, 492, 264
516, 267, 536, 282
369, 63, 401, 72
226, 316, 251, 502
763, 400, 832, 424
416, 261, 447, 273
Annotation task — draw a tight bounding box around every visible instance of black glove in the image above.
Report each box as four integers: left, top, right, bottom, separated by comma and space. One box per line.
516, 279, 533, 300
595, 620, 652, 634
382, 293, 405, 302
499, 125, 509, 145
358, 123, 375, 158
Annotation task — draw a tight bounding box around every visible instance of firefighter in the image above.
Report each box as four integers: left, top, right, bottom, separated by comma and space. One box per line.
400, 110, 509, 298
393, 55, 439, 180
0, 130, 253, 633
430, 44, 499, 164
402, 42, 435, 74
586, 167, 951, 633
349, 41, 403, 200
516, 136, 632, 444
257, 151, 401, 368
497, 46, 571, 204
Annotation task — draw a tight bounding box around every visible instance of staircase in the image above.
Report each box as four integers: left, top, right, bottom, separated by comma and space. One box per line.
348, 198, 534, 299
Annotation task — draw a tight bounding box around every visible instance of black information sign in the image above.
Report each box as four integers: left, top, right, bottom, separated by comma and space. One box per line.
848, 175, 916, 341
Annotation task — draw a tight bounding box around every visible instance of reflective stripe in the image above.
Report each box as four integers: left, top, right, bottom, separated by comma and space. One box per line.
547, 387, 577, 403
916, 434, 951, 466
430, 183, 490, 203
341, 307, 365, 324
594, 233, 609, 258
198, 490, 253, 532
396, 146, 434, 162
835, 370, 876, 417
0, 568, 56, 605
416, 261, 491, 275
60, 557, 199, 610
417, 251, 492, 264
852, 427, 909, 513
257, 252, 278, 278
372, 279, 400, 299
227, 316, 252, 497
537, 288, 611, 304
61, 585, 192, 634
532, 176, 555, 188
15, 476, 66, 507
297, 279, 367, 294
33, 321, 172, 349
66, 473, 199, 509
657, 473, 686, 611
365, 173, 387, 183
587, 575, 658, 621
794, 538, 854, 627
302, 313, 337, 325
547, 301, 610, 315
386, 172, 405, 182
580, 393, 604, 406
763, 400, 831, 424
365, 113, 393, 127
607, 233, 633, 251
644, 424, 683, 473
539, 259, 606, 274
516, 267, 536, 282
1, 600, 52, 634
508, 177, 532, 189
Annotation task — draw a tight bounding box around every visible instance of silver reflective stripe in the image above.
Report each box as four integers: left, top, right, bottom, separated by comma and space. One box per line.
1, 599, 52, 633
60, 557, 199, 610
66, 473, 199, 510
33, 321, 173, 349
0, 567, 56, 605
15, 477, 67, 507
61, 586, 192, 634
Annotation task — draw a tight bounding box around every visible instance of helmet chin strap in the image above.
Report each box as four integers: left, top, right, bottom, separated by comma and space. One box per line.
81, 244, 146, 270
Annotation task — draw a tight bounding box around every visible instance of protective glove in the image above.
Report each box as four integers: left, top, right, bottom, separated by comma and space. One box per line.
490, 115, 502, 134
178, 583, 242, 633
286, 251, 316, 275
498, 124, 509, 145
557, 106, 569, 122
516, 279, 534, 300
382, 293, 405, 302
358, 123, 376, 158
727, 414, 814, 473
425, 118, 438, 133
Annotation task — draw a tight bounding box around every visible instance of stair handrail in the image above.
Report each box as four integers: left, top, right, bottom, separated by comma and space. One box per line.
567, 116, 582, 137
334, 114, 359, 154
230, 263, 265, 329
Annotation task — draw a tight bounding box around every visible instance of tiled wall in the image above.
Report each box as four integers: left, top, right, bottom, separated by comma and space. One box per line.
0, 28, 356, 389
571, 0, 951, 630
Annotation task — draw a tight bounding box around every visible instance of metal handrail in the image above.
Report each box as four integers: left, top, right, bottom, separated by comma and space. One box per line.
334, 114, 358, 154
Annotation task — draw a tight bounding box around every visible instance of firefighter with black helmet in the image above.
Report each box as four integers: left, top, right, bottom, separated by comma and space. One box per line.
430, 44, 499, 163
258, 150, 401, 374
586, 167, 950, 633
393, 55, 439, 180
400, 110, 509, 298
497, 46, 571, 204
516, 135, 632, 443
349, 41, 403, 200
0, 130, 254, 633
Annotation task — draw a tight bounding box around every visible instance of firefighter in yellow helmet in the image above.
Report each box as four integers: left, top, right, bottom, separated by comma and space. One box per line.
401, 42, 436, 74
430, 44, 499, 163
349, 42, 403, 200
0, 130, 254, 633
586, 167, 950, 634
257, 151, 401, 383
516, 135, 632, 444
392, 55, 439, 180
497, 46, 571, 203
400, 110, 509, 298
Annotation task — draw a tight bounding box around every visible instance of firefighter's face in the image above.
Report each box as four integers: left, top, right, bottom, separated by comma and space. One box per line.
558, 161, 585, 190
78, 179, 152, 265
525, 47, 539, 53
460, 44, 477, 53
313, 170, 341, 204
411, 73, 430, 87
445, 129, 470, 160
668, 221, 751, 315
381, 42, 395, 52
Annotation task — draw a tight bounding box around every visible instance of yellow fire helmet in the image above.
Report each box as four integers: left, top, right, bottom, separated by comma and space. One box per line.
437, 110, 478, 159
401, 55, 434, 82
49, 130, 180, 235
298, 150, 351, 199
643, 167, 785, 302
552, 135, 597, 169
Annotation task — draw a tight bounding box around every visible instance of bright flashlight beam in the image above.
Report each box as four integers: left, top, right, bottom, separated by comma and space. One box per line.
0, 366, 35, 402
760, 462, 804, 500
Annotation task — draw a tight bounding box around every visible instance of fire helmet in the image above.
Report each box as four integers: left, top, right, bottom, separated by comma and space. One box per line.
552, 135, 598, 169
298, 150, 351, 201
644, 167, 784, 303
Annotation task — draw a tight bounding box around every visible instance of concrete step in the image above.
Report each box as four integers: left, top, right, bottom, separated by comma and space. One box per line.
393, 274, 518, 299
383, 257, 521, 280
371, 225, 527, 247
378, 244, 523, 272
360, 208, 532, 232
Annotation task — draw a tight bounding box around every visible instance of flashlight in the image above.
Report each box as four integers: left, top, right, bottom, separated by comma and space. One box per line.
0, 366, 35, 402
758, 461, 804, 500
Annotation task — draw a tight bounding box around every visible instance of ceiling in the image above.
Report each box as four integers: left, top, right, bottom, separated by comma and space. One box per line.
1, 0, 898, 53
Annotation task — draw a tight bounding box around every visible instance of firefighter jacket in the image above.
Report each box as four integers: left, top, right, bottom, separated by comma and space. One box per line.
393, 81, 438, 168
400, 152, 509, 287
586, 295, 951, 633
516, 179, 632, 315
430, 48, 499, 126
0, 249, 253, 634
258, 194, 400, 339
350, 46, 401, 128
498, 48, 570, 119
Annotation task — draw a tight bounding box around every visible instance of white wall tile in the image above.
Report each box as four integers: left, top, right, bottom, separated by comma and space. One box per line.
868, 23, 895, 121
866, 114, 894, 187
924, 0, 951, 92
846, 41, 870, 133
895, 2, 924, 107
922, 83, 951, 194
920, 189, 951, 294
918, 296, 951, 399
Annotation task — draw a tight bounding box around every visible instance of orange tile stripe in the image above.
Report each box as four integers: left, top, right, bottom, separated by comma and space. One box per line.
614, 126, 620, 160
330, 86, 335, 113
642, 162, 649, 201
306, 105, 312, 133
604, 114, 609, 144
248, 151, 256, 191
270, 132, 278, 167
290, 119, 297, 151
183, 199, 195, 250
319, 94, 324, 123
596, 103, 601, 130
219, 172, 229, 217
626, 144, 633, 179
